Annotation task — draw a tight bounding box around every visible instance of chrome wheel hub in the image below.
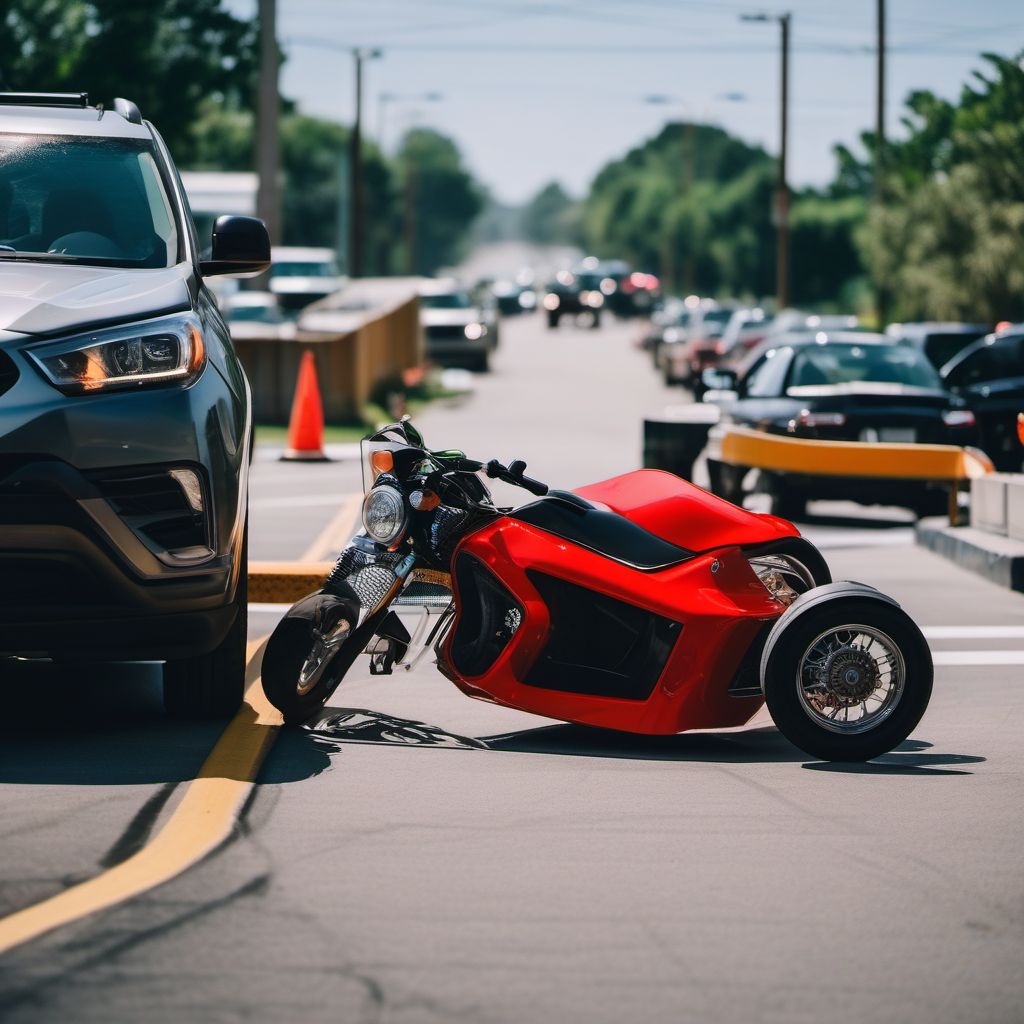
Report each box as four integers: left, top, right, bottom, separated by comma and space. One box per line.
797, 624, 905, 734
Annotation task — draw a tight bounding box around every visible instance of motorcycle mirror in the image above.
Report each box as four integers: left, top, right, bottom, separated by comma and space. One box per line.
400, 416, 424, 446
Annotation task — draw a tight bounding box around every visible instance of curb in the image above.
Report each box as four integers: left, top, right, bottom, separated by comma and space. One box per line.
249, 561, 333, 603
915, 518, 1024, 593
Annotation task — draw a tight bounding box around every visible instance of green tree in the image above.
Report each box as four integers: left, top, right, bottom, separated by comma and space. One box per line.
522, 181, 581, 246
396, 127, 483, 274
859, 51, 1024, 321
0, 0, 257, 160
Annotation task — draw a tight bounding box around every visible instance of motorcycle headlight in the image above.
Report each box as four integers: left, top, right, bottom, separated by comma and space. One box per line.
747, 554, 812, 606
362, 485, 408, 545
27, 313, 206, 395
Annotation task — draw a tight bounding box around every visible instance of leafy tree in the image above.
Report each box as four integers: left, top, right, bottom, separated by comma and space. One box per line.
522, 182, 581, 246
0, 0, 257, 160
859, 51, 1024, 321
395, 127, 483, 275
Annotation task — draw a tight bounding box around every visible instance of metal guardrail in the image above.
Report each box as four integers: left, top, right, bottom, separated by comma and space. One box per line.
709, 425, 994, 524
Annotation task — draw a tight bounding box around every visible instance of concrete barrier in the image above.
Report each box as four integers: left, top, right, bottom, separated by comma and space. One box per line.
971, 473, 1024, 542
234, 277, 424, 424
643, 404, 720, 481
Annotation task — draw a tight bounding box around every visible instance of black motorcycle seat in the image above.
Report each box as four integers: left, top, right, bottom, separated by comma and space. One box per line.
512, 494, 693, 571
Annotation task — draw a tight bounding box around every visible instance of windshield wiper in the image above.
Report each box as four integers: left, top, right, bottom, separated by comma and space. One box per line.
0, 250, 147, 268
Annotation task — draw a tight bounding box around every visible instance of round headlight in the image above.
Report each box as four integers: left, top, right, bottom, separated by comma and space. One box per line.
362, 485, 408, 545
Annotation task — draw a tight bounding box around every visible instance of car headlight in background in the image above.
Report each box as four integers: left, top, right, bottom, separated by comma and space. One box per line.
362, 485, 408, 545
580, 291, 604, 309
543, 293, 560, 311
27, 313, 206, 395
464, 322, 488, 341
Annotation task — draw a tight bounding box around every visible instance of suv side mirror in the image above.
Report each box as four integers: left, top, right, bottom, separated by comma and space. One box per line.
200, 215, 271, 277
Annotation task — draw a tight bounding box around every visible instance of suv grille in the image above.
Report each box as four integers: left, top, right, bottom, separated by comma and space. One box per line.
0, 351, 19, 398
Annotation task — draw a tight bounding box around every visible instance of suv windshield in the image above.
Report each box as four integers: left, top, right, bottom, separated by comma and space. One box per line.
0, 133, 179, 268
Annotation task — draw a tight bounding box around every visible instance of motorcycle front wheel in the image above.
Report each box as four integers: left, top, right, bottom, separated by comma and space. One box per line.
262, 590, 361, 724
763, 599, 932, 762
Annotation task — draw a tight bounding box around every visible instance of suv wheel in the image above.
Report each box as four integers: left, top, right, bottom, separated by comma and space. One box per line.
163, 531, 247, 719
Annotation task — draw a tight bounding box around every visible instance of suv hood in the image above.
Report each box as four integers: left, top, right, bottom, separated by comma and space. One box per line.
0, 263, 192, 338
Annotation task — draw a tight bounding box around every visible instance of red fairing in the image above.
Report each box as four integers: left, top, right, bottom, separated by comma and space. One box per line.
443, 514, 785, 735
575, 469, 799, 552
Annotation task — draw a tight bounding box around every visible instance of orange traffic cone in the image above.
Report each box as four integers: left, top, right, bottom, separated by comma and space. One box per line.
281, 350, 329, 461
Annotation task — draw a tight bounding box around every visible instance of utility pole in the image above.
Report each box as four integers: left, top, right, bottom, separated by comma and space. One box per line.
777, 12, 790, 310
255, 0, 280, 246
875, 0, 889, 324
740, 11, 791, 309
349, 48, 381, 278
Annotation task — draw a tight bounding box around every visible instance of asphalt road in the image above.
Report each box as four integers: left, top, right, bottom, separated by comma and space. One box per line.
1, 312, 1023, 1023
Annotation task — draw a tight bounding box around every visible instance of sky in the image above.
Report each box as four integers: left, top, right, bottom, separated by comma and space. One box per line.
228, 0, 1024, 204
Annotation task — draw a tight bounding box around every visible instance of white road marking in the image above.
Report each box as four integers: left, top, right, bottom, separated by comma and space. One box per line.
932, 651, 1024, 666
921, 626, 1024, 640
250, 493, 350, 509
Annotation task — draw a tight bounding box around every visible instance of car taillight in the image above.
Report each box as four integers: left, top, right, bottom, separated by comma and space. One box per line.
798, 410, 846, 428
942, 409, 976, 428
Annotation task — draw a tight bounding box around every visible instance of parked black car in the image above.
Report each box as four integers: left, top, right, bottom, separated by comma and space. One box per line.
703, 332, 981, 518
941, 326, 1024, 471
0, 92, 269, 716
887, 321, 990, 369
542, 268, 604, 329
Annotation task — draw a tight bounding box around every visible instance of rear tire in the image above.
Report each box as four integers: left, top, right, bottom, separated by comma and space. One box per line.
547, 311, 560, 329
707, 459, 746, 506
763, 599, 932, 762
769, 480, 808, 521
163, 533, 247, 719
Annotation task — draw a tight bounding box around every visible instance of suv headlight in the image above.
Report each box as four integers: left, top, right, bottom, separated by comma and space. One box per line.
362, 485, 408, 545
27, 313, 206, 395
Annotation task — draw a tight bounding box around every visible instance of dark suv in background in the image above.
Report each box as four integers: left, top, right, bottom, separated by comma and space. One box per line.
0, 92, 270, 716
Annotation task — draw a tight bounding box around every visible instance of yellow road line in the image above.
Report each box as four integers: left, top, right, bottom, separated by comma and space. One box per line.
0, 639, 281, 956
299, 492, 363, 562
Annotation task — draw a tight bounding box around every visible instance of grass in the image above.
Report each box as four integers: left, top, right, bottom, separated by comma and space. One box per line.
254, 368, 472, 447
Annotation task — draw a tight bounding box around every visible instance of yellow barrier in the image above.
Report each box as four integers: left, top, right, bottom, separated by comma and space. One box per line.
713, 425, 993, 524
249, 560, 332, 603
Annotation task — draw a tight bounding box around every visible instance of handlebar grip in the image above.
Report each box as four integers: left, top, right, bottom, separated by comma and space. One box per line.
519, 475, 549, 496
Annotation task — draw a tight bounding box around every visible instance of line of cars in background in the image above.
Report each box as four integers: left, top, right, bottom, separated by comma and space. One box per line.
640, 295, 1024, 514
221, 251, 661, 374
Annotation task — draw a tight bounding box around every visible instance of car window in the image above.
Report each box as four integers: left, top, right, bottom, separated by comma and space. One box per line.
420, 292, 472, 309
788, 343, 941, 389
923, 332, 985, 368
0, 132, 180, 268
744, 347, 794, 397
946, 336, 1024, 386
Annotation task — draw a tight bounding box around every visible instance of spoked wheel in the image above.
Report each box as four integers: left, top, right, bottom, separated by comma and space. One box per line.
262, 590, 361, 724
763, 600, 932, 762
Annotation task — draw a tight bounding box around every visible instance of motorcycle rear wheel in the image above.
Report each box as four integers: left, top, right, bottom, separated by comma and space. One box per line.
763, 599, 932, 762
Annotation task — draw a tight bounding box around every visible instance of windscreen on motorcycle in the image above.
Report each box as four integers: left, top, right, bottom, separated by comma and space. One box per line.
360, 437, 422, 493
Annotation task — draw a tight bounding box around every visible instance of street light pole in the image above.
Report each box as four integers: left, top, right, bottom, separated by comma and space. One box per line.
741, 11, 791, 309
349, 48, 381, 278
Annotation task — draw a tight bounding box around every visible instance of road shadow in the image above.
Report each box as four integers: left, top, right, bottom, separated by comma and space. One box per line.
0, 658, 330, 786
294, 708, 985, 775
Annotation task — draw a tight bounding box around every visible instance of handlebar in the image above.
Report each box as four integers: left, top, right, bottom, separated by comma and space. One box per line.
431, 453, 548, 496
485, 458, 549, 496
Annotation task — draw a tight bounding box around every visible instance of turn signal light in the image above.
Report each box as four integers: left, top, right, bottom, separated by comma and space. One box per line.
371, 450, 394, 475
409, 488, 441, 511
1017, 412, 1024, 448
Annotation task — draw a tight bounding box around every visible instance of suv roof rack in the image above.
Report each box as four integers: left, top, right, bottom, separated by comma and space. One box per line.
0, 92, 89, 108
